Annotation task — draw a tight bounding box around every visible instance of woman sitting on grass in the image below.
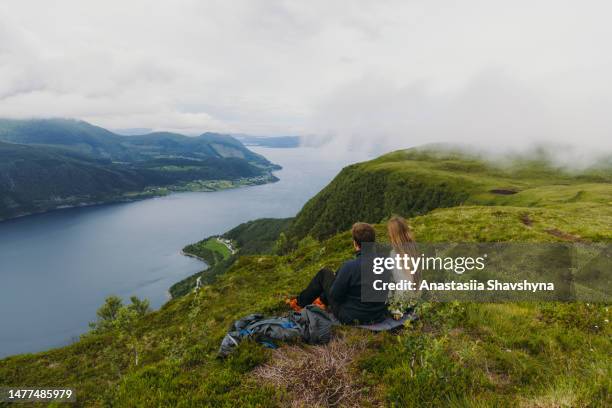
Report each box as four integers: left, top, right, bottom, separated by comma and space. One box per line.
387, 215, 420, 319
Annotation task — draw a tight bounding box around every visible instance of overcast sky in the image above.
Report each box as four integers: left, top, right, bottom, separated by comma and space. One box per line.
1, 1, 610, 153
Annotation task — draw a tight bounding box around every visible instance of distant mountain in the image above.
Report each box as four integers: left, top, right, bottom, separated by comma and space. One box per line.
0, 119, 277, 167
0, 119, 280, 220
120, 131, 276, 166
0, 118, 131, 160
234, 135, 301, 148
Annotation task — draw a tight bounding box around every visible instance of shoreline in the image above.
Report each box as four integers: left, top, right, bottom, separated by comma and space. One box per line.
0, 195, 159, 224
0, 174, 279, 224
171, 249, 213, 300
180, 249, 210, 265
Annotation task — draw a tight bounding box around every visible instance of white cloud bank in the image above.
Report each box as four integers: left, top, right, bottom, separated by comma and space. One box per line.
0, 0, 610, 154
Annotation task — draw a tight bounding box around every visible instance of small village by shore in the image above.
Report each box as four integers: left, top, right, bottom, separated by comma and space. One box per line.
215, 236, 236, 254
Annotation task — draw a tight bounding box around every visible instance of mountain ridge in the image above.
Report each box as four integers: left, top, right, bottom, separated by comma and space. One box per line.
287, 146, 612, 242
0, 118, 276, 166
0, 118, 280, 220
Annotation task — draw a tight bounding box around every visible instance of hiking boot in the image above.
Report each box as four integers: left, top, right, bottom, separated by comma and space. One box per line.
312, 297, 327, 310
286, 298, 302, 312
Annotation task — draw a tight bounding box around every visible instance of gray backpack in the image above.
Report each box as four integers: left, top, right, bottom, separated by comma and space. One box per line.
218, 306, 334, 357
290, 305, 335, 345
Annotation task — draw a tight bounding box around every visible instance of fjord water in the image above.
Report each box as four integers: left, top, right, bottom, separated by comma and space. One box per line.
0, 147, 367, 358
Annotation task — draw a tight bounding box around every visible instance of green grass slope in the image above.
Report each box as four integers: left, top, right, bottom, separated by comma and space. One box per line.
1, 148, 610, 407
170, 218, 293, 298
223, 217, 293, 255
169, 238, 234, 299
288, 147, 612, 241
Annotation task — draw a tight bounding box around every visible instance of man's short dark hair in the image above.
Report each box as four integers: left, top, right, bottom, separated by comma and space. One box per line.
352, 222, 375, 247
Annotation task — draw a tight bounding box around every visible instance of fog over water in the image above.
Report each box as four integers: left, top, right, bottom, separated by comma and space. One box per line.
0, 147, 369, 357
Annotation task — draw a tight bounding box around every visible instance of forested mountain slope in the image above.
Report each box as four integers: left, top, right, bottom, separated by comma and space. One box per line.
0, 119, 275, 166
1, 147, 610, 407
288, 146, 612, 241
0, 119, 279, 220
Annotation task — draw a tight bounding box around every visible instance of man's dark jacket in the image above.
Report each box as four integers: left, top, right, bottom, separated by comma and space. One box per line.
330, 252, 387, 324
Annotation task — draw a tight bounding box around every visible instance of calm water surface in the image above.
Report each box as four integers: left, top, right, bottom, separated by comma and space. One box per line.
0, 147, 369, 357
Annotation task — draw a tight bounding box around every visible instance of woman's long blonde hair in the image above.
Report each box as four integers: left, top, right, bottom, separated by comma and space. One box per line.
387, 215, 419, 283
387, 215, 415, 254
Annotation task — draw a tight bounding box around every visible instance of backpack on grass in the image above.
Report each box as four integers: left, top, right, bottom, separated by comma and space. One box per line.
218, 305, 334, 357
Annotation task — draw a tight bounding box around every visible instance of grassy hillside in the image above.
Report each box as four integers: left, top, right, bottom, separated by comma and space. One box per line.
186, 238, 232, 262
170, 218, 293, 298
168, 237, 234, 299
288, 147, 612, 241
1, 148, 610, 407
223, 217, 293, 255
0, 119, 280, 220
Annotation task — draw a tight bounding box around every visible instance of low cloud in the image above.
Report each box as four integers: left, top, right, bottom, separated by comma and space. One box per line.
308, 71, 612, 162
0, 0, 610, 157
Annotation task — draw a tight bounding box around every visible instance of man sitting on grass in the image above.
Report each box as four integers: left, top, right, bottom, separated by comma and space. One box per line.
289, 222, 387, 324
